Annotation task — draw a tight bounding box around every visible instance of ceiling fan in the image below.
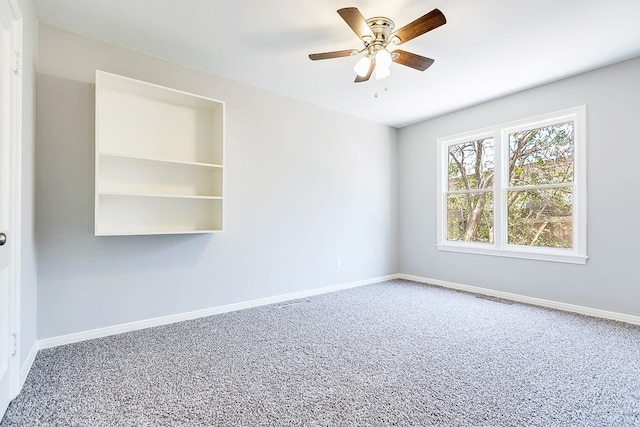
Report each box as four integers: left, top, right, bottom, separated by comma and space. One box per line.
309, 7, 446, 83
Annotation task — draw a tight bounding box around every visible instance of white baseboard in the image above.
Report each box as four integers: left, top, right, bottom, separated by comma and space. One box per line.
15, 341, 38, 397
398, 273, 640, 326
38, 274, 400, 350
21, 272, 639, 401
38, 272, 640, 350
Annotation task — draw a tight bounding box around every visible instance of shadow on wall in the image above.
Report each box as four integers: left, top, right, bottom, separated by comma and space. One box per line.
35, 74, 212, 280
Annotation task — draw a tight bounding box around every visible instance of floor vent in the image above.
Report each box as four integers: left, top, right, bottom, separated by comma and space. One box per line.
474, 294, 515, 305
277, 300, 311, 309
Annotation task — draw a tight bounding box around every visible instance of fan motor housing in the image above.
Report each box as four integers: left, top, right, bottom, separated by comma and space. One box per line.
366, 17, 395, 45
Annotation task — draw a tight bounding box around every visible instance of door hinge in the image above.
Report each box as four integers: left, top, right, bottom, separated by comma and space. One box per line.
11, 333, 17, 357
13, 51, 22, 76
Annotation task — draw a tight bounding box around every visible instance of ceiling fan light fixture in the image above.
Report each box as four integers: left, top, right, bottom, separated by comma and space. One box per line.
375, 63, 391, 80
354, 55, 372, 77
375, 48, 392, 68
374, 49, 392, 80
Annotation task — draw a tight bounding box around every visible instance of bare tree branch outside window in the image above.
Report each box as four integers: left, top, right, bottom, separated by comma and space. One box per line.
446, 122, 574, 248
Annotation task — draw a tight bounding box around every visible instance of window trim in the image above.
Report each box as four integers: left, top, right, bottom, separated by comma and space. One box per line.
436, 106, 587, 264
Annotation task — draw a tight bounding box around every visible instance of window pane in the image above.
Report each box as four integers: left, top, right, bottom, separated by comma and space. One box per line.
447, 192, 494, 243
448, 138, 494, 191
507, 187, 573, 248
509, 122, 574, 186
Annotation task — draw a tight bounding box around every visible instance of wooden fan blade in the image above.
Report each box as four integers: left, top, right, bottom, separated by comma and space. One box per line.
338, 7, 374, 40
391, 9, 446, 45
354, 60, 375, 83
309, 50, 355, 61
392, 50, 435, 71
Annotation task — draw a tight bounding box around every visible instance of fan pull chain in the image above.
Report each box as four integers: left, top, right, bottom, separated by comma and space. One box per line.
373, 85, 389, 98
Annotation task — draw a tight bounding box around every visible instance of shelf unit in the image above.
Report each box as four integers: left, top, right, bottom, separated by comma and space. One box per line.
95, 70, 224, 236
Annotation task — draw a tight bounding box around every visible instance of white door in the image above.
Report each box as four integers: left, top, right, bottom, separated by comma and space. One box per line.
0, 0, 16, 418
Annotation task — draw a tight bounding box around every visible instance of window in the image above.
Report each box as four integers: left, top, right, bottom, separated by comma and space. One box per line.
437, 106, 587, 264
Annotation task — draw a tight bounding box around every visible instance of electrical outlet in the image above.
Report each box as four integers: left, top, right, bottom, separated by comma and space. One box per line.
336, 258, 342, 269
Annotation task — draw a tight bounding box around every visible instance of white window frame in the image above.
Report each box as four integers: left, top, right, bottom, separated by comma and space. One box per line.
436, 106, 587, 264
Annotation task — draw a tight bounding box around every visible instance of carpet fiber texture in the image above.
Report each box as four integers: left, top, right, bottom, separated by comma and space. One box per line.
2, 280, 640, 426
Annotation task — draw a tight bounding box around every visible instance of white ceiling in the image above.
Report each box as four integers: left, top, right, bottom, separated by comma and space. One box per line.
32, 0, 640, 128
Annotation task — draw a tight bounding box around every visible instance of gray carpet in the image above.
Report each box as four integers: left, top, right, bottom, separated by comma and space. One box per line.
2, 279, 640, 426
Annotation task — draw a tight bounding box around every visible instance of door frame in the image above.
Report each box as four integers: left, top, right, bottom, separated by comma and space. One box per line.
0, 0, 23, 403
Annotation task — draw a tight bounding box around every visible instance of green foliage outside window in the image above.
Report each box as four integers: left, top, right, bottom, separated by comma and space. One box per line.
446, 122, 574, 248
507, 188, 573, 248
447, 138, 494, 243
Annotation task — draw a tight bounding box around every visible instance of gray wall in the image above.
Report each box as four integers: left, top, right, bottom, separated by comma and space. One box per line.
35, 21, 640, 340
36, 25, 398, 339
398, 56, 640, 317
17, 0, 38, 370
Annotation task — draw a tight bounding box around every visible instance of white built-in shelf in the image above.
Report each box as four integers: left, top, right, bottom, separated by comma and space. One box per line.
95, 70, 225, 236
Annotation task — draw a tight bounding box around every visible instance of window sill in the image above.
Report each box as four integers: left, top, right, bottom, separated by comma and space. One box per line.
436, 243, 588, 264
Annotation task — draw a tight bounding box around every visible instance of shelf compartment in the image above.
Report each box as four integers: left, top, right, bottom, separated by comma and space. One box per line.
96, 71, 223, 166
98, 154, 222, 197
96, 194, 223, 236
